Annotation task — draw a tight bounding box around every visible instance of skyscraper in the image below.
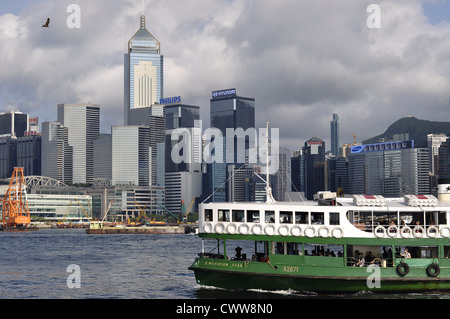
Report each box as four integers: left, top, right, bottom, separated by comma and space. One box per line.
330, 113, 340, 156
57, 103, 100, 184
164, 102, 202, 214
0, 111, 29, 138
302, 137, 326, 200
207, 88, 255, 202
348, 140, 430, 196
41, 122, 73, 184
439, 138, 450, 179
124, 14, 163, 124
128, 105, 165, 186
111, 125, 150, 187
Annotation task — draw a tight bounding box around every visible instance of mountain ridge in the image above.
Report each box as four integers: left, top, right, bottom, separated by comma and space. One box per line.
362, 116, 450, 148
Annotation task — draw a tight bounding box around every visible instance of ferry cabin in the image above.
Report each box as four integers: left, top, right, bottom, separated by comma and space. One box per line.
191, 194, 450, 292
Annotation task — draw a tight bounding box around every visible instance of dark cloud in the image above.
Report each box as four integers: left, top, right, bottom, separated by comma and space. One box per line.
0, 0, 449, 151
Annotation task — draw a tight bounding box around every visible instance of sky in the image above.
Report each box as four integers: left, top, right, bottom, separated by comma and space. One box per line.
1, 0, 450, 152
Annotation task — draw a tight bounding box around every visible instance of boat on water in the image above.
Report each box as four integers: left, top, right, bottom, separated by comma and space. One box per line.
189, 123, 450, 293
189, 185, 450, 293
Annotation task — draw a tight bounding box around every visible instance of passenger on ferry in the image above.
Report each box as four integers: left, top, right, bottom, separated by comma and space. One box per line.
355, 253, 365, 267
401, 248, 411, 259
365, 251, 374, 263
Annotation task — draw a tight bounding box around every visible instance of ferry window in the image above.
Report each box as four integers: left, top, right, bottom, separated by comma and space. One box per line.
373, 211, 397, 228
311, 212, 324, 225
425, 211, 447, 226
330, 212, 340, 225
247, 210, 260, 223
273, 242, 302, 255
395, 246, 438, 259
274, 242, 285, 254
280, 211, 293, 223
305, 244, 343, 257
444, 246, 450, 258
438, 211, 447, 225
265, 211, 275, 223
295, 212, 308, 224
205, 209, 213, 222
218, 209, 230, 222
232, 210, 244, 222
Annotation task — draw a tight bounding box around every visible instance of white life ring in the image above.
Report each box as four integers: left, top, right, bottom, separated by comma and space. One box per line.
226, 223, 237, 234
264, 224, 276, 236
214, 223, 225, 234
203, 222, 213, 233
400, 226, 412, 238
304, 225, 316, 238
374, 225, 386, 238
278, 225, 289, 236
427, 226, 439, 238
238, 223, 250, 235
413, 225, 424, 238
251, 224, 263, 235
318, 226, 330, 238
440, 226, 450, 238
387, 225, 398, 238
331, 226, 344, 239
290, 225, 302, 237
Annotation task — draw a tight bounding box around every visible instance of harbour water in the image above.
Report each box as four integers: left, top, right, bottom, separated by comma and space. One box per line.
1, 228, 450, 300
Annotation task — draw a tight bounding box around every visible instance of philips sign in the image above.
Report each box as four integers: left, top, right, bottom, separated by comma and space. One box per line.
160, 96, 181, 104
212, 88, 236, 99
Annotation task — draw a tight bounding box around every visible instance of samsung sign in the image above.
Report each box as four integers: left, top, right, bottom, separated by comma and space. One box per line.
351, 140, 414, 154
212, 88, 236, 99
160, 96, 181, 104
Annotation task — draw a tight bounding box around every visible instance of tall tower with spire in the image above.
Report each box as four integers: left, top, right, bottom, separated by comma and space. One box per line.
124, 11, 163, 124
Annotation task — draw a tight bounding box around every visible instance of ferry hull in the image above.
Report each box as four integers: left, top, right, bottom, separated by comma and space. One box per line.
190, 259, 450, 293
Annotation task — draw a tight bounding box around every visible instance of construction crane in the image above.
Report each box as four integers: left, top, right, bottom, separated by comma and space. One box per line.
133, 201, 149, 224
1, 167, 31, 228
76, 199, 92, 222
351, 133, 357, 145
181, 197, 195, 223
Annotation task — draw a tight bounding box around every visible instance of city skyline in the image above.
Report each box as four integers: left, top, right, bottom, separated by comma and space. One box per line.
1, 1, 450, 152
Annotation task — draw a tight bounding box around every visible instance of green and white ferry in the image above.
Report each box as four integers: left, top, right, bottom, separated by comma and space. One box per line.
189, 179, 450, 293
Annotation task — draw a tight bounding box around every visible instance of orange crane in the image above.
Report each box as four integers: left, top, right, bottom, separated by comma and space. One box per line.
2, 167, 31, 228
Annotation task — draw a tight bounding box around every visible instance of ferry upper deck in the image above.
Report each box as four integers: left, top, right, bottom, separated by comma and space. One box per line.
198, 193, 450, 239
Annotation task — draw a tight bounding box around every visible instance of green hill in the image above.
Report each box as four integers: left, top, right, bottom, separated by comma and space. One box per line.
362, 117, 450, 148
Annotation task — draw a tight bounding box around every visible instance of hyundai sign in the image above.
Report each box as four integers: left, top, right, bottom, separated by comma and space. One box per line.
212, 88, 236, 99
351, 140, 414, 154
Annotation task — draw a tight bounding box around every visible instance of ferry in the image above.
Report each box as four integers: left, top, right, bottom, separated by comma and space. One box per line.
189, 124, 450, 292
189, 184, 450, 293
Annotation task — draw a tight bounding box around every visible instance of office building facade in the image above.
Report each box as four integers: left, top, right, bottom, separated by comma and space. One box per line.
348, 140, 430, 196
439, 138, 450, 179
330, 113, 340, 156
124, 15, 163, 124
111, 125, 150, 187
0, 111, 29, 138
57, 103, 100, 184
41, 122, 73, 184
128, 105, 165, 186
164, 102, 202, 214
302, 137, 326, 200
207, 89, 255, 202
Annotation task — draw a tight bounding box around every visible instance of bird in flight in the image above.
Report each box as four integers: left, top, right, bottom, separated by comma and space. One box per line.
42, 18, 50, 28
